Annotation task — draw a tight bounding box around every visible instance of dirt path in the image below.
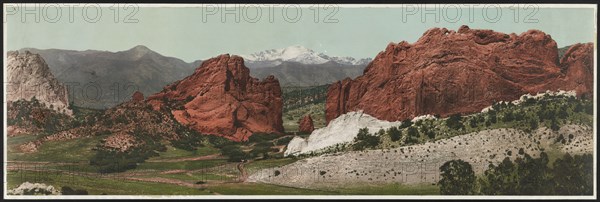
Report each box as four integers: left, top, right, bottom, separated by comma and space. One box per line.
146, 154, 225, 163
236, 160, 250, 182
124, 177, 202, 188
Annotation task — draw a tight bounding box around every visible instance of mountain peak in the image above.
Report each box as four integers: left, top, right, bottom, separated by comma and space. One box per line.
124, 45, 158, 59
129, 45, 152, 52
242, 45, 371, 67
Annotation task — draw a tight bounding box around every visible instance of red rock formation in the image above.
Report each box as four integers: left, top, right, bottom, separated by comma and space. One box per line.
298, 114, 315, 133
555, 43, 594, 98
326, 26, 594, 123
147, 54, 284, 141
132, 91, 145, 102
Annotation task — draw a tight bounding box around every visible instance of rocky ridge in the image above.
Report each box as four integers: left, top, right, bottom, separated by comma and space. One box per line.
326, 26, 594, 123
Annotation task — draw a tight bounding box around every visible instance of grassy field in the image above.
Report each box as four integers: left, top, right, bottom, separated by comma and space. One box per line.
323, 183, 440, 195
150, 145, 220, 160
152, 172, 236, 182
8, 136, 101, 162
206, 182, 336, 195
7, 169, 439, 195
6, 170, 211, 195
245, 158, 299, 174
136, 159, 229, 171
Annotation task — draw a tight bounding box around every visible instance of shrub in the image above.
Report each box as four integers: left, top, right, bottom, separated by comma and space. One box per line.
399, 119, 413, 129
387, 127, 402, 142
352, 128, 380, 151
61, 186, 89, 195
439, 159, 476, 195
405, 126, 419, 144
220, 144, 249, 162
446, 113, 464, 130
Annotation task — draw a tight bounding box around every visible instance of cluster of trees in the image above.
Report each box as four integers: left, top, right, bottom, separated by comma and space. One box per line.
220, 144, 249, 162
352, 128, 381, 151
7, 98, 72, 133
439, 152, 593, 195
445, 113, 465, 131
385, 119, 436, 146
170, 126, 205, 151
282, 85, 329, 112
464, 95, 593, 134
215, 133, 284, 162
89, 127, 166, 173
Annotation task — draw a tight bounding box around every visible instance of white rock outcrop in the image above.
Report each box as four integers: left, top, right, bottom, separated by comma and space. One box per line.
284, 111, 403, 156
7, 182, 60, 195
7, 51, 71, 115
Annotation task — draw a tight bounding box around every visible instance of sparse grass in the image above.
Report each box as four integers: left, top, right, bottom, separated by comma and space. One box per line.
323, 183, 440, 195
6, 170, 211, 195
245, 158, 298, 174
153, 172, 235, 182
9, 136, 101, 162
151, 145, 220, 160
206, 182, 336, 195
136, 159, 228, 171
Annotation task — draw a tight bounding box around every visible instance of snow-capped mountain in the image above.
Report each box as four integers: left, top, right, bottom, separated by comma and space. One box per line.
241, 45, 371, 68
317, 53, 373, 66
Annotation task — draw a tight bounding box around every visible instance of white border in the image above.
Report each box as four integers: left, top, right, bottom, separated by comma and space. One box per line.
3, 3, 598, 200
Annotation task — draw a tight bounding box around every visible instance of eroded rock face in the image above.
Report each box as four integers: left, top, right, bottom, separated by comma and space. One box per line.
555, 43, 594, 98
6, 51, 71, 115
147, 54, 284, 141
326, 26, 594, 123
298, 114, 315, 133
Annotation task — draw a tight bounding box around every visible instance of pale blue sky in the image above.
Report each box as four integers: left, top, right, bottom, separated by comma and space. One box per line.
5, 5, 597, 62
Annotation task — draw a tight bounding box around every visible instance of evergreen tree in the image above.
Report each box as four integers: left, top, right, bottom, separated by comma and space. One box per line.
439, 159, 476, 195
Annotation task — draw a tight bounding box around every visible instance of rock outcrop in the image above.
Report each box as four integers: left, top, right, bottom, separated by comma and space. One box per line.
326, 26, 594, 123
298, 114, 315, 133
147, 54, 284, 141
6, 51, 72, 115
285, 111, 403, 157
132, 91, 145, 102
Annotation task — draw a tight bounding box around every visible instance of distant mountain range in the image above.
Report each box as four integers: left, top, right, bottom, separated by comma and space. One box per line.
17, 45, 371, 108
250, 61, 365, 87
240, 45, 371, 67
241, 45, 371, 86
20, 46, 200, 109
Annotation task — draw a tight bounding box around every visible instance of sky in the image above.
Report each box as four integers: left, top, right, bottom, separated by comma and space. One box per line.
5, 4, 597, 62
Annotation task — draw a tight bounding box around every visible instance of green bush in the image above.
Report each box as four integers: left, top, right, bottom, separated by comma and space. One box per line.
61, 186, 89, 195
220, 144, 249, 162
446, 113, 465, 130
439, 159, 476, 195
387, 126, 402, 142
352, 128, 380, 151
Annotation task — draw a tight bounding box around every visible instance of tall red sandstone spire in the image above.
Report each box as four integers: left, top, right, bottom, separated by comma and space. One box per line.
147, 54, 284, 141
